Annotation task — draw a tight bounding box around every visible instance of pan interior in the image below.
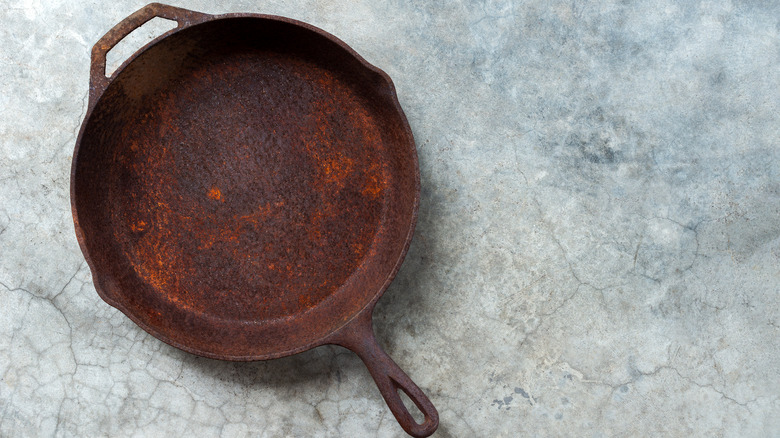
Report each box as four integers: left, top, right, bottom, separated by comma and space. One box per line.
118, 54, 383, 321
73, 17, 417, 357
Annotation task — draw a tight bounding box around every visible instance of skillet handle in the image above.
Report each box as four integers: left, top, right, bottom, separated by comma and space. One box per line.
89, 3, 211, 101
329, 311, 439, 437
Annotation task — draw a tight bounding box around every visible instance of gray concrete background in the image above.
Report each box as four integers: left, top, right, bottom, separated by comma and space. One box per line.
1, 0, 778, 436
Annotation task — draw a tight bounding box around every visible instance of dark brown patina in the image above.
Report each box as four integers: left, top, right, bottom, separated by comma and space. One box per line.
71, 4, 438, 437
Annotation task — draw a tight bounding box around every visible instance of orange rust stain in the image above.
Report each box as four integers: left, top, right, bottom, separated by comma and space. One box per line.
321, 155, 354, 185
130, 220, 147, 232
207, 187, 223, 201
362, 175, 382, 198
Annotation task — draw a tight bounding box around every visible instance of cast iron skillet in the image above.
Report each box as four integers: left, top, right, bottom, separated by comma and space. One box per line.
71, 3, 438, 437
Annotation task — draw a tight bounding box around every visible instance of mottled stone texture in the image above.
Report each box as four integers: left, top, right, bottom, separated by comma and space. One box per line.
1, 1, 778, 437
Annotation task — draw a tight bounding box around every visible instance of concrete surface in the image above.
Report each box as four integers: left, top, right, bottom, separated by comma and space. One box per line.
1, 0, 778, 436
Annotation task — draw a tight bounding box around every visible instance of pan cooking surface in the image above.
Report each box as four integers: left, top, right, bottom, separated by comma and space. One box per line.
110, 49, 386, 322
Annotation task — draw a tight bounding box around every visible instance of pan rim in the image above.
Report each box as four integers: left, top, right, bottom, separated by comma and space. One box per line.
71, 12, 420, 361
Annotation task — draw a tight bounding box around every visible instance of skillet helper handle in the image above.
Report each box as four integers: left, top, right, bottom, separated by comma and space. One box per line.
89, 3, 210, 98
332, 312, 439, 437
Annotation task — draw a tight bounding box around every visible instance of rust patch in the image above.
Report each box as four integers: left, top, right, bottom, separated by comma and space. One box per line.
207, 187, 223, 201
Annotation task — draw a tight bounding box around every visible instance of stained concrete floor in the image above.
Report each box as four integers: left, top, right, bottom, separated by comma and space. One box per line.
1, 1, 779, 437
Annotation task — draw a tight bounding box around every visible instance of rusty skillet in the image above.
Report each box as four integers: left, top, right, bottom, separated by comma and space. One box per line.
71, 3, 438, 437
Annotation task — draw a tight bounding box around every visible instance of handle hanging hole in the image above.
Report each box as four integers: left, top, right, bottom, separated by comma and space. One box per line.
104, 16, 177, 77
397, 387, 425, 425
